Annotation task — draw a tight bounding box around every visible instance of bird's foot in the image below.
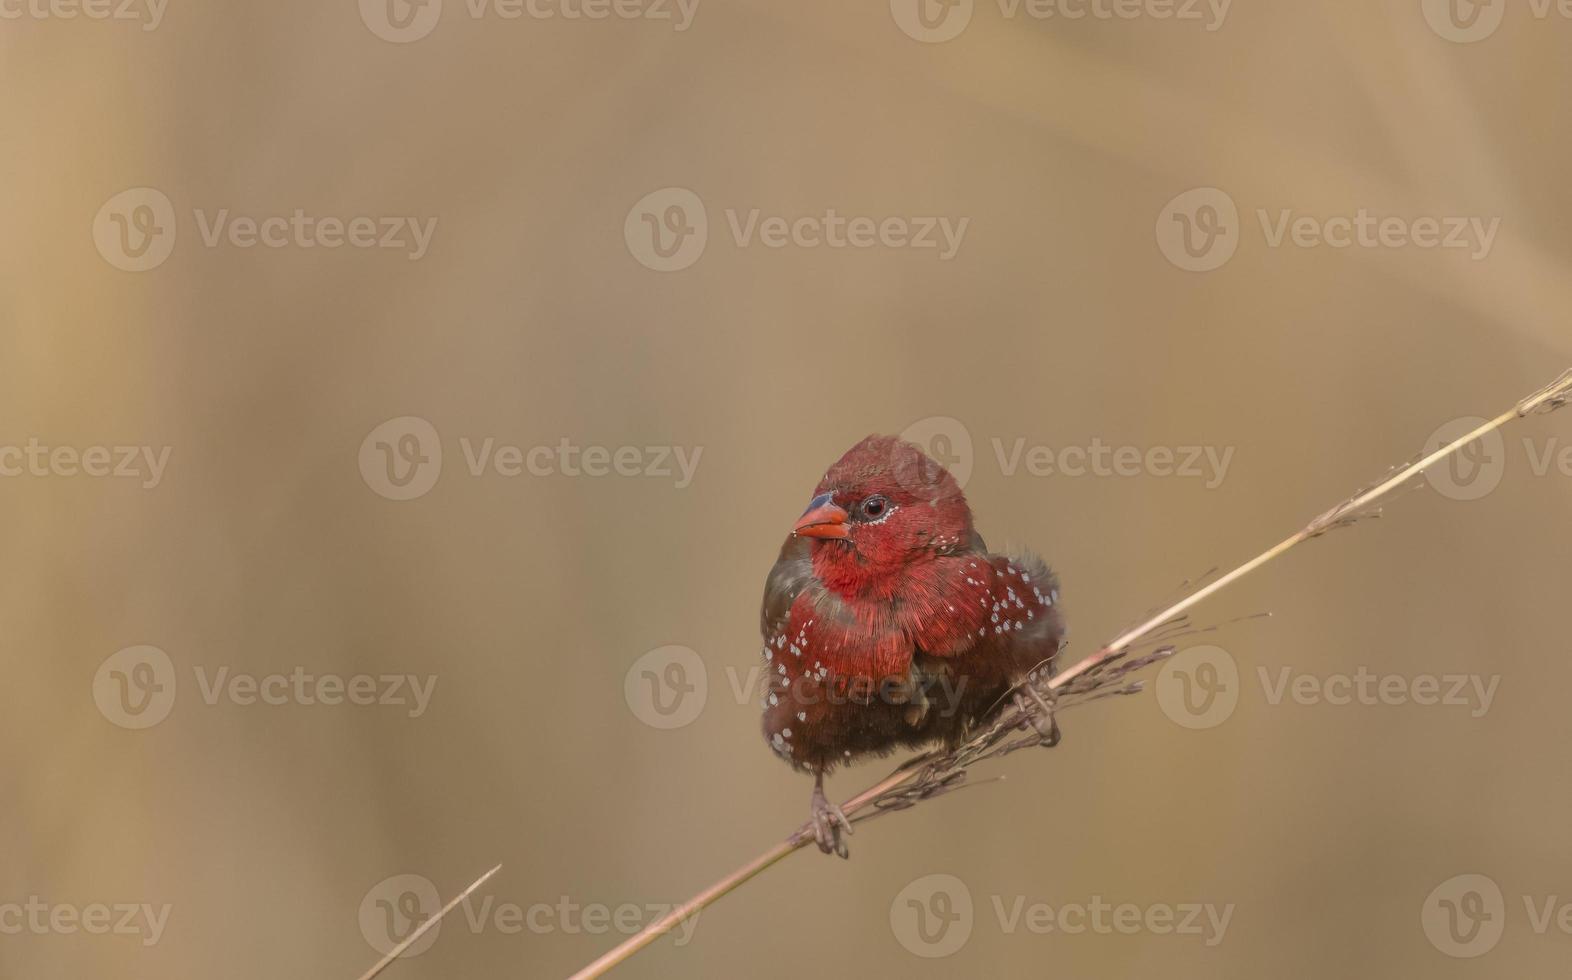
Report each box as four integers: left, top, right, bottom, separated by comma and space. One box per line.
1013, 687, 1061, 747
809, 782, 853, 859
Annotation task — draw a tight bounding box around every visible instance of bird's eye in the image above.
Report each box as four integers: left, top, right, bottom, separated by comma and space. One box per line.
860, 496, 889, 519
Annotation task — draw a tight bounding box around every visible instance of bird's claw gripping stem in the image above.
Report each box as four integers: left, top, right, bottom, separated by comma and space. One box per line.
1013, 688, 1061, 747
810, 774, 853, 859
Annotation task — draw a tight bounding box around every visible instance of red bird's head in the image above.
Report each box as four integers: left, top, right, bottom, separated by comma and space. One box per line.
791, 435, 976, 599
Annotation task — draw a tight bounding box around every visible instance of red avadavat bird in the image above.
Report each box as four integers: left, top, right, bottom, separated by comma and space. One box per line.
760, 435, 1066, 856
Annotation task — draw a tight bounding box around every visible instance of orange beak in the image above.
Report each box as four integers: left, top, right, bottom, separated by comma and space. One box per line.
793, 492, 850, 539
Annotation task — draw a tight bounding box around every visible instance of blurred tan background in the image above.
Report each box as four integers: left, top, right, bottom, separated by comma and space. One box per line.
5, 1, 1572, 977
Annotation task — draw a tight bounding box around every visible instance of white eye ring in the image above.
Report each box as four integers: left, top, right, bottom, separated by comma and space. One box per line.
859, 497, 897, 525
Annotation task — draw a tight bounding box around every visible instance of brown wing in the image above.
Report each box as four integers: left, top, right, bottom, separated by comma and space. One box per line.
760, 535, 815, 640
